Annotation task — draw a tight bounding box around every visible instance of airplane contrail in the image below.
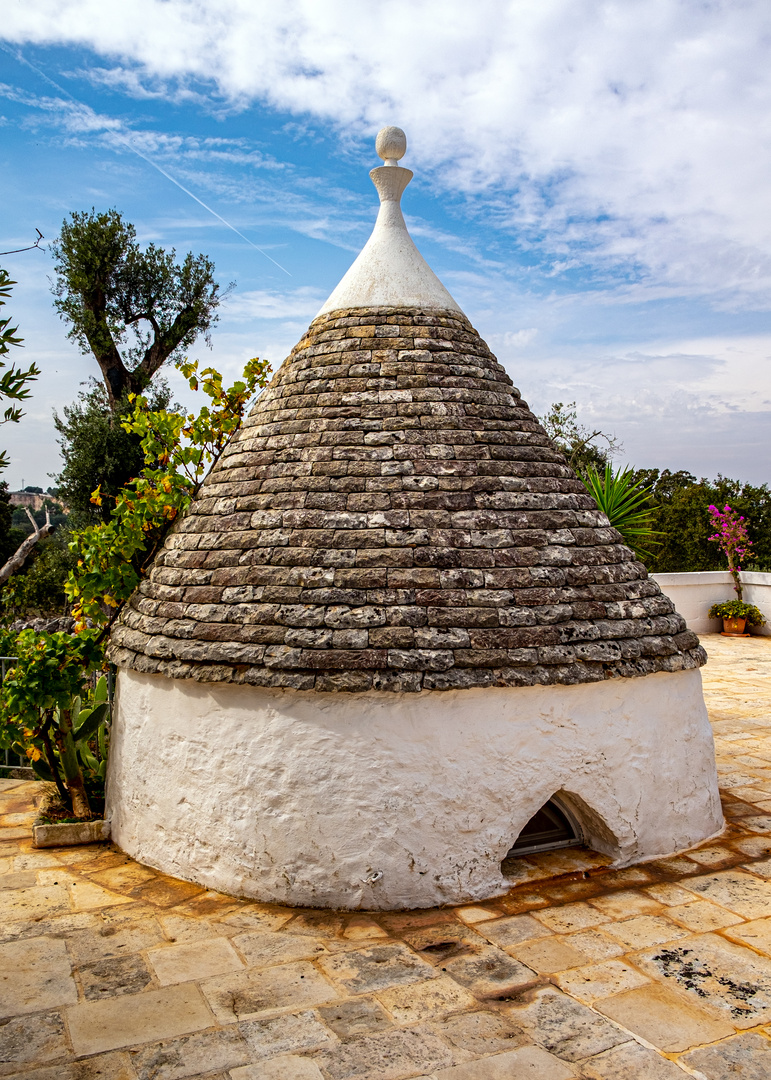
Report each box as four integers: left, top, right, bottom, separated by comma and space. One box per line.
1, 43, 292, 275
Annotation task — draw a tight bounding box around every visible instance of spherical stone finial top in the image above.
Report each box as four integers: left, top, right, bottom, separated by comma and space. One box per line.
376, 126, 407, 165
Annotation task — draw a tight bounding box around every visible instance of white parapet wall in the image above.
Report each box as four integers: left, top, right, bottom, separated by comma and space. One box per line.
107, 665, 723, 910
653, 571, 771, 636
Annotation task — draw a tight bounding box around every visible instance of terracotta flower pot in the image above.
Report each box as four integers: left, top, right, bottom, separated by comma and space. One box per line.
722, 616, 747, 636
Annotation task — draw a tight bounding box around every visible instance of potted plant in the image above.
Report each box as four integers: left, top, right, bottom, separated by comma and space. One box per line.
708, 599, 766, 636
707, 504, 765, 634
0, 629, 111, 846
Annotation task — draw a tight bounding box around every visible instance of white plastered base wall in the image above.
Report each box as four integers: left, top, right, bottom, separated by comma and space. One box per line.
106, 667, 723, 910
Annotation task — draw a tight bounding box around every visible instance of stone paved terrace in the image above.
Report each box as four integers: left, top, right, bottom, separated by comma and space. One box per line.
2, 633, 771, 1080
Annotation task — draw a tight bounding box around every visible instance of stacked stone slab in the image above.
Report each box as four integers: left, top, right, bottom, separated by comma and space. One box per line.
109, 304, 703, 690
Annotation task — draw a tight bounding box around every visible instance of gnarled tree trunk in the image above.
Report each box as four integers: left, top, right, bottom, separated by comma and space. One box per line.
0, 507, 54, 584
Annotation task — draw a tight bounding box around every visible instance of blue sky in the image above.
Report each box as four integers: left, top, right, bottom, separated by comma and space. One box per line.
1, 0, 770, 490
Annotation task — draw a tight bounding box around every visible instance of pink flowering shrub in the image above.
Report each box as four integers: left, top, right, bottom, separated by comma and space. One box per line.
708, 503, 753, 600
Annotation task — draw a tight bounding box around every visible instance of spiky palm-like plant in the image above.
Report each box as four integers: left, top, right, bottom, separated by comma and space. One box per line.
580, 464, 660, 564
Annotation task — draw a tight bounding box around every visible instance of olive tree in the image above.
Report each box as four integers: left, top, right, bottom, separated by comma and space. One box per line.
52, 209, 226, 408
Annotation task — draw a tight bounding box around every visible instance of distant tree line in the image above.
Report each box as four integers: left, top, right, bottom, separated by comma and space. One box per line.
541, 401, 771, 574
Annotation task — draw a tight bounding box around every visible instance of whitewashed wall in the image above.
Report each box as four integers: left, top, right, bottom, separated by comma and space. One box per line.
107, 665, 723, 910
653, 570, 771, 636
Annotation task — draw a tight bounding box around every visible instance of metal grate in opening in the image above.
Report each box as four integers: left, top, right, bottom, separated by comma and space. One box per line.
504, 799, 579, 859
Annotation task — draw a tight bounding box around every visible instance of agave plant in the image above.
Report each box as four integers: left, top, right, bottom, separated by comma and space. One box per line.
580, 464, 661, 563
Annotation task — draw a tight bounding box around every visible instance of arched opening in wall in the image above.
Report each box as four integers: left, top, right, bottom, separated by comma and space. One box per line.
503, 796, 581, 861
501, 790, 620, 877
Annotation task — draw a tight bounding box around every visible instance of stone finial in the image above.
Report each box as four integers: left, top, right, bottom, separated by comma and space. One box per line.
376, 126, 407, 166
316, 125, 462, 316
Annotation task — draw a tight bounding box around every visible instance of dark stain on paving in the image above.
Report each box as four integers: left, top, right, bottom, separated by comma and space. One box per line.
653, 947, 761, 1019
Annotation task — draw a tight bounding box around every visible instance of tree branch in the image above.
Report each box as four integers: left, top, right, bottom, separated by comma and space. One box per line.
0, 507, 55, 584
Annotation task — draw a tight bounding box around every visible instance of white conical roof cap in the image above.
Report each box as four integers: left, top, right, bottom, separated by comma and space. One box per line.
318, 127, 463, 316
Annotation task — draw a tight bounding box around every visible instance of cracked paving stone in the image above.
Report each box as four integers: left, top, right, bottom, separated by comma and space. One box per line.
636, 932, 771, 1027
79, 953, 154, 999
681, 1031, 771, 1079
317, 943, 436, 995
0, 1050, 137, 1079
503, 986, 627, 1062
724, 915, 771, 956
128, 1027, 251, 1080
238, 1010, 336, 1059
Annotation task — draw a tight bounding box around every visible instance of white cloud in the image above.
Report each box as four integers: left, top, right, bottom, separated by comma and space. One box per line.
224, 287, 326, 321
6, 1, 771, 302
498, 328, 539, 349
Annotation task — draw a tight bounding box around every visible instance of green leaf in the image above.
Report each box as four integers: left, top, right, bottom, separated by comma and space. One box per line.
73, 701, 109, 743
580, 464, 662, 563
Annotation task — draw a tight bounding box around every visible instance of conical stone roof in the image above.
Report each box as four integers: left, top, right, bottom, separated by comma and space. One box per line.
108, 132, 705, 693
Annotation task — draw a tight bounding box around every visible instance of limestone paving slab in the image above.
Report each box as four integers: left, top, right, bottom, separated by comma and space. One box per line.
554, 959, 650, 1003
680, 1032, 771, 1079
231, 931, 328, 969
201, 962, 338, 1023
238, 1010, 337, 1060
0, 634, 771, 1079
635, 932, 771, 1027
147, 936, 245, 985
0, 936, 78, 1018
311, 1026, 458, 1080
432, 1045, 577, 1079
0, 1050, 137, 1080
319, 997, 394, 1038
232, 1058, 325, 1080
376, 975, 478, 1023
128, 1027, 252, 1080
0, 1011, 68, 1076
503, 987, 627, 1062
596, 982, 735, 1051
65, 983, 216, 1056
576, 1040, 690, 1079
317, 943, 436, 995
